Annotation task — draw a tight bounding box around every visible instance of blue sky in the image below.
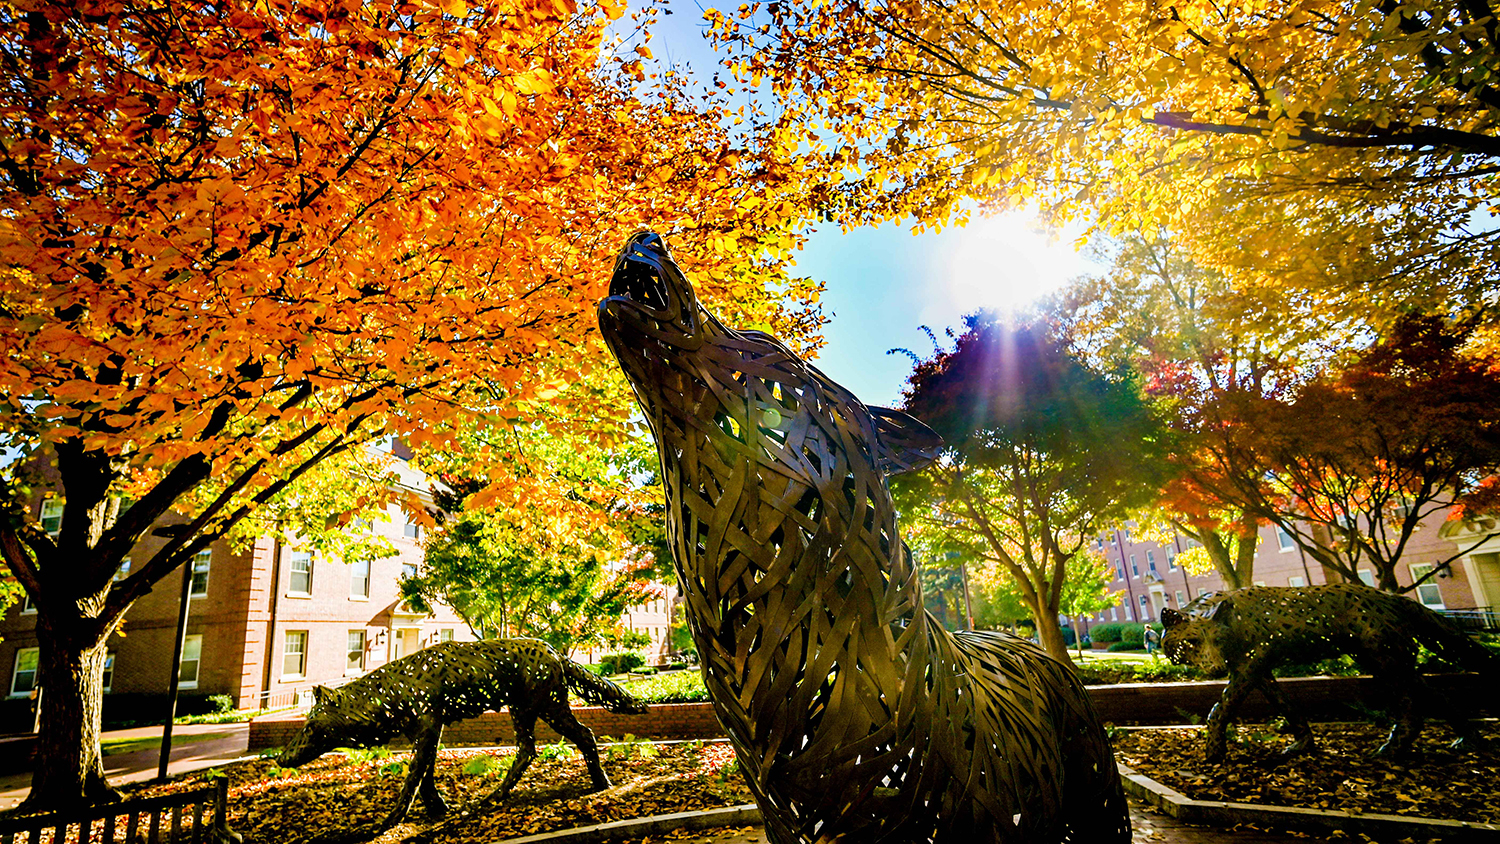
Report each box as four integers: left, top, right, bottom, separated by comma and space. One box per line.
643, 3, 1095, 408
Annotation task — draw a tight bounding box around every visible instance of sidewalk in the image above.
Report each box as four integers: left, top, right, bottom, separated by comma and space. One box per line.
0, 722, 252, 811
614, 798, 1360, 844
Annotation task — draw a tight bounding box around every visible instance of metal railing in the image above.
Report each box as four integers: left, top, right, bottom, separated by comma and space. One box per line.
1438, 605, 1499, 631
0, 779, 238, 844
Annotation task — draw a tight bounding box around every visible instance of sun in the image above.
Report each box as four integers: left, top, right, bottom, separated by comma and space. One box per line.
937, 212, 1094, 317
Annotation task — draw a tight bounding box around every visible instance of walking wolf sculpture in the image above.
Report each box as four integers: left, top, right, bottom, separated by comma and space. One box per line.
1161, 584, 1498, 760
598, 232, 1129, 844
277, 638, 648, 828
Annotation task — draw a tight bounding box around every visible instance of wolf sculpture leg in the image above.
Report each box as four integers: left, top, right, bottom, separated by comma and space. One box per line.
488, 709, 539, 802
1256, 677, 1316, 757
540, 697, 611, 791
383, 717, 446, 828
1203, 675, 1257, 762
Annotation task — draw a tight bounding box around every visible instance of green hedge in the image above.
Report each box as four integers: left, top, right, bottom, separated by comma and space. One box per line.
1106, 641, 1140, 652
598, 652, 646, 675
1089, 623, 1125, 643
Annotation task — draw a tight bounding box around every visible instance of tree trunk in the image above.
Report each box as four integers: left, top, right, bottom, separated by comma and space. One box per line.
1033, 610, 1070, 662
20, 611, 119, 811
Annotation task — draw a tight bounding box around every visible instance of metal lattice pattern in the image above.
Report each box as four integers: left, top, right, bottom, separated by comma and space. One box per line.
597, 232, 1130, 844
276, 638, 647, 827
1161, 584, 1497, 759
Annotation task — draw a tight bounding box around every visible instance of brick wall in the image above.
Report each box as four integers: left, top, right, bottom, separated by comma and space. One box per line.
248, 701, 725, 750
247, 673, 1493, 751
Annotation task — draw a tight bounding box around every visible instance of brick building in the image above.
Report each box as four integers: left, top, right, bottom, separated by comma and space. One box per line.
0, 451, 475, 731
1076, 509, 1500, 634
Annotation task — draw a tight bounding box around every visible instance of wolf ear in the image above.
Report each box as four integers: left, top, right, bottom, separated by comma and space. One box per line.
312, 685, 332, 705
1203, 597, 1234, 624
869, 407, 944, 476
1161, 608, 1186, 629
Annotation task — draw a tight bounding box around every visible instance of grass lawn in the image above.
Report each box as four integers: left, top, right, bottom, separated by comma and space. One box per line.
101, 731, 233, 756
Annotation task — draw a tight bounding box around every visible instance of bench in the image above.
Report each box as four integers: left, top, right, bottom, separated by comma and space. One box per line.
0, 778, 239, 844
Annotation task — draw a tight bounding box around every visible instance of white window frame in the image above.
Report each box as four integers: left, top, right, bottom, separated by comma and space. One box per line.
1288, 576, 1306, 588
401, 561, 418, 581
1175, 590, 1185, 606
350, 559, 370, 599
1168, 554, 1177, 571
287, 552, 313, 596
403, 520, 420, 540
9, 648, 39, 697
346, 630, 366, 674
283, 630, 308, 679
40, 499, 63, 538
179, 634, 202, 690
189, 549, 211, 598
102, 653, 115, 693
20, 593, 35, 615
1130, 554, 1139, 576
1109, 607, 1118, 621
1410, 564, 1445, 609
1358, 569, 1376, 587
439, 629, 454, 643
1146, 550, 1157, 571
1277, 526, 1296, 551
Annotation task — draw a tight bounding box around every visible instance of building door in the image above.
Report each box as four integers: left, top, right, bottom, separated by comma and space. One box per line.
1467, 553, 1500, 609
391, 627, 420, 661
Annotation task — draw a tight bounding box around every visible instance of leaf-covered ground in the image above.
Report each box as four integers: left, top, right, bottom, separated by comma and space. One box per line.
120, 740, 754, 844
1113, 722, 1500, 824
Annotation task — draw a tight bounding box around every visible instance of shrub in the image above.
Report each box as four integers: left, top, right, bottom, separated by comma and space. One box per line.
598, 652, 646, 675
207, 694, 235, 714
1107, 641, 1140, 652
1118, 624, 1146, 647
634, 666, 658, 676
1089, 623, 1125, 643
618, 668, 710, 703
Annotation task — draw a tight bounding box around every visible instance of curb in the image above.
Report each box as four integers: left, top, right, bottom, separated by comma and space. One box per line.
496, 804, 762, 843
1119, 763, 1500, 842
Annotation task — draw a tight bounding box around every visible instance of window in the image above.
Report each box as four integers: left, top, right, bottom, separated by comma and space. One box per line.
1115, 565, 1124, 581
114, 557, 131, 582
179, 634, 202, 689
288, 551, 313, 595
1146, 550, 1157, 572
1168, 554, 1177, 571
1139, 595, 1150, 611
284, 631, 308, 678
1130, 555, 1139, 576
1110, 608, 1118, 621
102, 653, 115, 693
1277, 526, 1296, 551
1123, 606, 1133, 621
350, 559, 370, 599
1410, 564, 1444, 609
401, 561, 418, 581
1357, 569, 1376, 587
10, 648, 38, 697
403, 519, 421, 540
354, 517, 374, 533
439, 629, 454, 643
40, 499, 63, 537
346, 630, 366, 673
1095, 538, 1104, 549
1253, 581, 1267, 587
21, 593, 35, 614
1198, 587, 1211, 598
189, 549, 211, 597
1288, 576, 1306, 588
1175, 590, 1186, 606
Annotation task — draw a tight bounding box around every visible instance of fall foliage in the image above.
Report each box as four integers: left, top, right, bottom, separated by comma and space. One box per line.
0, 0, 822, 809
710, 0, 1500, 319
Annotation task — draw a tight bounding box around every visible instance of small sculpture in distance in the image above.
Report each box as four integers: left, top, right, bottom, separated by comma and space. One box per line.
1160, 583, 1498, 760
277, 638, 648, 828
598, 232, 1130, 844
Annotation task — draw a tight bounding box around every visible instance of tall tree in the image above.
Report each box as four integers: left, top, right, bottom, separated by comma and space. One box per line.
711, 0, 1500, 316
0, 0, 821, 808
1205, 315, 1500, 592
895, 314, 1169, 660
1064, 235, 1355, 588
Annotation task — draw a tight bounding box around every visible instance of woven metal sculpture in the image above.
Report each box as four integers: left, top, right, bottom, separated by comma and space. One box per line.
597, 232, 1129, 844
1161, 584, 1498, 760
277, 638, 648, 828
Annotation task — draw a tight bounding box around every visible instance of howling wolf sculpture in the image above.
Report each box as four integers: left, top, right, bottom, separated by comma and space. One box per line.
598, 232, 1129, 844
277, 638, 647, 828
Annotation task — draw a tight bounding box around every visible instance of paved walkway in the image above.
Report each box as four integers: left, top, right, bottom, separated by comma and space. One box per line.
0, 722, 252, 811
608, 798, 1361, 844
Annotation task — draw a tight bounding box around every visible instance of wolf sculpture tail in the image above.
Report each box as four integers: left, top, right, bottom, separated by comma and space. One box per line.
562, 657, 650, 713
